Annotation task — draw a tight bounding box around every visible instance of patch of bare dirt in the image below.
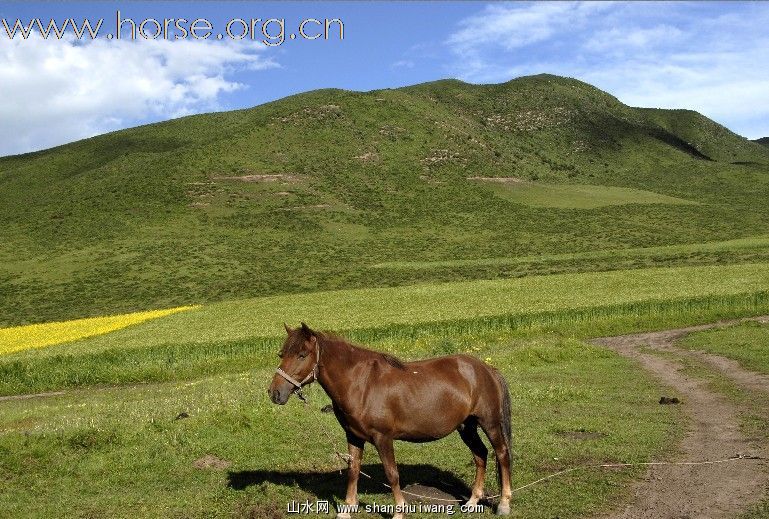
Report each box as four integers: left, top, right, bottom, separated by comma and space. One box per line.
193, 454, 232, 470
0, 416, 39, 432
402, 484, 462, 505
353, 151, 379, 163
421, 149, 465, 167
276, 204, 331, 212
467, 176, 524, 184
557, 430, 607, 441
481, 108, 576, 132
233, 500, 283, 519
0, 391, 65, 402
591, 316, 769, 519
213, 174, 301, 183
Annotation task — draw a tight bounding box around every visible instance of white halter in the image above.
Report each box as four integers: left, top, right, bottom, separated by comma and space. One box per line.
274, 340, 320, 402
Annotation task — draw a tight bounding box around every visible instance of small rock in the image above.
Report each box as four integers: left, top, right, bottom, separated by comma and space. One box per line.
659, 396, 681, 405
175, 412, 190, 420
320, 404, 334, 414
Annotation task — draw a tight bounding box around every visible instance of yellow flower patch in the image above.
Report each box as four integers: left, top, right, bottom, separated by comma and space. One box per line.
0, 306, 198, 356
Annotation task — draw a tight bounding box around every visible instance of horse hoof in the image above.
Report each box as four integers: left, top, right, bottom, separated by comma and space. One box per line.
336, 513, 352, 519
496, 503, 510, 516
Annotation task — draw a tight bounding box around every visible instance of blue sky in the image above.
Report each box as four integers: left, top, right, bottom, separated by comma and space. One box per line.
1, 1, 768, 156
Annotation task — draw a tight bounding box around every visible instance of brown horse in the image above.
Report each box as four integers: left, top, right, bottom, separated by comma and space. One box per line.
268, 323, 513, 518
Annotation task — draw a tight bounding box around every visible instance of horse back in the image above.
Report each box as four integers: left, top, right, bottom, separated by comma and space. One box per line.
365, 353, 504, 439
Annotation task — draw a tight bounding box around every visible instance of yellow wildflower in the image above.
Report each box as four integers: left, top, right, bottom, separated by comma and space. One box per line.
0, 306, 198, 356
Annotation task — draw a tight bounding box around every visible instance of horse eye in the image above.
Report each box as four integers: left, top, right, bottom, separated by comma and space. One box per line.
298, 352, 307, 359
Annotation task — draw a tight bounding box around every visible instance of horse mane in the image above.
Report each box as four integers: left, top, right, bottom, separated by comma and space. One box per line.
319, 331, 407, 370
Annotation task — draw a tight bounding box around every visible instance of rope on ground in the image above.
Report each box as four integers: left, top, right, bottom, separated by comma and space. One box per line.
508, 454, 764, 495
381, 454, 765, 503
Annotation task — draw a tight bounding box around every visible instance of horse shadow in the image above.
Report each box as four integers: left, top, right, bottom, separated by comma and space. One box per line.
227, 463, 473, 514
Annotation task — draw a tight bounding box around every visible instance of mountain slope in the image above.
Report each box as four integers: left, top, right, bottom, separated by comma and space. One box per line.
2, 74, 769, 325
755, 137, 769, 147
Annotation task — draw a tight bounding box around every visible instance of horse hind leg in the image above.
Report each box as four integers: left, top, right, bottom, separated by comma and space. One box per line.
458, 418, 487, 507
479, 421, 512, 516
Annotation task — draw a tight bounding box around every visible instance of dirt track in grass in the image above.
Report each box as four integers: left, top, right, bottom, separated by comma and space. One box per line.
591, 316, 769, 519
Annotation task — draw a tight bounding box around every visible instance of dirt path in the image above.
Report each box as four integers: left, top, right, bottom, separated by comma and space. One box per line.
0, 390, 65, 402
591, 316, 769, 519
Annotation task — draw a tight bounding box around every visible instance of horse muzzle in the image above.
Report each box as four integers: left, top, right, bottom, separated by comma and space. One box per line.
268, 386, 291, 405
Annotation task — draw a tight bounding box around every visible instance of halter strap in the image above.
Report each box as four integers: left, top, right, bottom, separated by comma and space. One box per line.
274, 339, 321, 402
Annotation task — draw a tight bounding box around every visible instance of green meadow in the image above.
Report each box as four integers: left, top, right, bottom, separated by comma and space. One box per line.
3, 261, 769, 517
472, 180, 696, 209
2, 75, 769, 326
0, 333, 679, 519
371, 235, 769, 271
2, 75, 769, 517
3, 262, 769, 396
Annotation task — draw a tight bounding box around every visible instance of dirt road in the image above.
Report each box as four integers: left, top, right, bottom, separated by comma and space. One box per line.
592, 316, 769, 519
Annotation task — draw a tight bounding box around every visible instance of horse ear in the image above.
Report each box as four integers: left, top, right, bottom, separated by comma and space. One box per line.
284, 323, 292, 334
300, 322, 313, 337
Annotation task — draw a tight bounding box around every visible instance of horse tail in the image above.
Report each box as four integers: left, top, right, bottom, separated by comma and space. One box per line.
492, 368, 513, 490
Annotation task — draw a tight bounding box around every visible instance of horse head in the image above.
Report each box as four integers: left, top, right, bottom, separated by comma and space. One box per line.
268, 322, 320, 405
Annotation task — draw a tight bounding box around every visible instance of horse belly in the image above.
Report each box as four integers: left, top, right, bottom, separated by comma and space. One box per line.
391, 395, 470, 441
395, 423, 457, 442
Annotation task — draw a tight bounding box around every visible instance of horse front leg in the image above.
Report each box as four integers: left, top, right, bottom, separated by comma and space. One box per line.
372, 435, 407, 519
337, 434, 365, 519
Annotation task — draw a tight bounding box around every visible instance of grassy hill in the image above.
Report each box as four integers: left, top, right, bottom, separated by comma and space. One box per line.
755, 137, 769, 147
2, 73, 769, 326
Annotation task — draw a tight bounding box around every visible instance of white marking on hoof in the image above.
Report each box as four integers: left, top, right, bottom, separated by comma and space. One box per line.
496, 503, 511, 515
336, 513, 352, 519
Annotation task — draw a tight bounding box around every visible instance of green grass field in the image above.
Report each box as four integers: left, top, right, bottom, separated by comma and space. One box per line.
474, 181, 696, 209
3, 262, 769, 517
3, 262, 769, 396
679, 321, 769, 375
0, 320, 681, 519
372, 235, 769, 270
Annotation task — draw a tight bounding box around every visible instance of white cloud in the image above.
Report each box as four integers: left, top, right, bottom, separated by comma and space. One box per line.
445, 2, 769, 139
0, 36, 277, 156
584, 25, 685, 54
447, 1, 608, 52
391, 59, 415, 69
445, 1, 612, 85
